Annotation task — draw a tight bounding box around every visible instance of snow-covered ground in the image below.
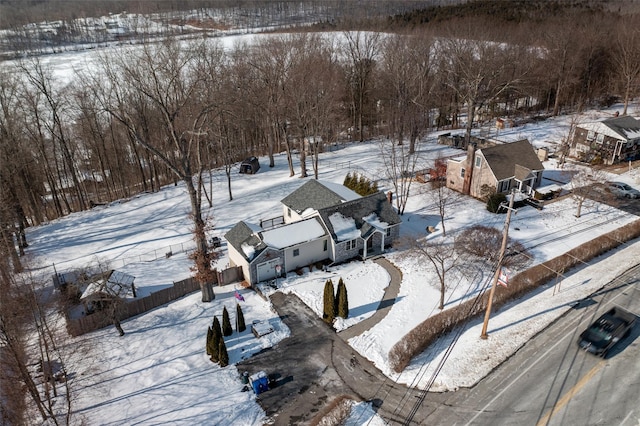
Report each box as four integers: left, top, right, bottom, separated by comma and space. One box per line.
24, 106, 640, 424
18, 37, 640, 423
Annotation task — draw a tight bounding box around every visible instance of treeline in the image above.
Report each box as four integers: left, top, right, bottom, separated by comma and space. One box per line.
0, 0, 447, 59
2, 8, 640, 268
0, 0, 443, 31
387, 0, 598, 26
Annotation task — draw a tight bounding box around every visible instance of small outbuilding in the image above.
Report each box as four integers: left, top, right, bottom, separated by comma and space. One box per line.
239, 157, 260, 174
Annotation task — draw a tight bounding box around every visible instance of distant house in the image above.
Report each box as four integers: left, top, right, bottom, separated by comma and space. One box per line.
571, 116, 640, 164
224, 180, 402, 285
239, 157, 260, 174
446, 139, 544, 199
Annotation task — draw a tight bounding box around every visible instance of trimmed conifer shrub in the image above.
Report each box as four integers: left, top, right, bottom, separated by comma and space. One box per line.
206, 326, 213, 356
236, 303, 246, 332
337, 278, 349, 318
343, 172, 354, 188
219, 338, 229, 367
211, 316, 222, 362
323, 279, 336, 323
222, 306, 233, 336
343, 172, 378, 196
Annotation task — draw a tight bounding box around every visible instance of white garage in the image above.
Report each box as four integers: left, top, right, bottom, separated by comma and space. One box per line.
256, 258, 281, 283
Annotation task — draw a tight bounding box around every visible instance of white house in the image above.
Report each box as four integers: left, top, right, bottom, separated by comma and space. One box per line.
224, 180, 402, 285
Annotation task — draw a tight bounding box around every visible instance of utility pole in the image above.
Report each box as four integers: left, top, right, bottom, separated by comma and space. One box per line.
480, 189, 517, 339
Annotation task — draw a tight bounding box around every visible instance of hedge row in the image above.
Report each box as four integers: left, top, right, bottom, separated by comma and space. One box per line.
389, 218, 640, 373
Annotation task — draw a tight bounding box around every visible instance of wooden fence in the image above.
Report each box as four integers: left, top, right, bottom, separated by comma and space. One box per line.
65, 266, 244, 336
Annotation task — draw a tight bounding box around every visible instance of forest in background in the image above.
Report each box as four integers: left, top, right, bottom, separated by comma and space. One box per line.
2, 0, 640, 258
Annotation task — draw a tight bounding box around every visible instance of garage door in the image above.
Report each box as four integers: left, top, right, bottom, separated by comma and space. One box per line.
256, 258, 281, 283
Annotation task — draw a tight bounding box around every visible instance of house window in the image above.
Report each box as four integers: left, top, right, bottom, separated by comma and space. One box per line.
460, 168, 466, 178
475, 156, 482, 168
498, 180, 510, 193
287, 208, 291, 217
293, 248, 299, 257
587, 130, 595, 141
323, 240, 327, 251
596, 133, 604, 144
345, 239, 356, 250
386, 227, 392, 237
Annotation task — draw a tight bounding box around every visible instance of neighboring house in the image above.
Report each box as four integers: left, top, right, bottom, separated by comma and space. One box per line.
446, 139, 544, 199
571, 115, 640, 165
225, 180, 402, 285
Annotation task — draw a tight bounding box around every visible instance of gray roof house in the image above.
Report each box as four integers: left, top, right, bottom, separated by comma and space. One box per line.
225, 180, 401, 285
446, 139, 544, 199
571, 115, 640, 164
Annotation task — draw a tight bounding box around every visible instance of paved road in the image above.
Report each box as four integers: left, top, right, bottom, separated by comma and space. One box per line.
422, 263, 640, 425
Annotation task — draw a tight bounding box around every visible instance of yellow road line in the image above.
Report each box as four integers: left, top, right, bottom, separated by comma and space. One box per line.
536, 361, 605, 426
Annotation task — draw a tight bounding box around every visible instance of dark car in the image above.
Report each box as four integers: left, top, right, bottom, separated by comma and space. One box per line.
578, 306, 636, 357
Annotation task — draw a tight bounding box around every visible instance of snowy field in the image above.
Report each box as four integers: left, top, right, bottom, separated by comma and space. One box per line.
18, 37, 640, 424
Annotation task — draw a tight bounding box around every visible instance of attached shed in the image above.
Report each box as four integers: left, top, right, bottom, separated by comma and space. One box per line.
239, 157, 260, 174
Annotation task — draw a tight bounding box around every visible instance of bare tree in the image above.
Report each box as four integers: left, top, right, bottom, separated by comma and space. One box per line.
455, 225, 531, 271
412, 238, 460, 310
613, 18, 640, 116
0, 265, 78, 425
19, 58, 89, 212
539, 22, 582, 116
88, 40, 222, 302
379, 32, 435, 154
242, 36, 296, 175
341, 31, 381, 142
568, 166, 613, 218
379, 137, 419, 215
427, 158, 460, 237
438, 31, 527, 144
0, 70, 46, 229
285, 34, 341, 179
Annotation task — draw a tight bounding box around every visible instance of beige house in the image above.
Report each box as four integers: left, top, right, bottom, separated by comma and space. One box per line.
446, 139, 544, 199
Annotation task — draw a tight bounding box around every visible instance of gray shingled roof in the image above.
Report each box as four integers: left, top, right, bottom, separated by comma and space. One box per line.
280, 179, 352, 214
223, 221, 266, 262
317, 191, 401, 241
602, 115, 640, 140
480, 139, 544, 181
